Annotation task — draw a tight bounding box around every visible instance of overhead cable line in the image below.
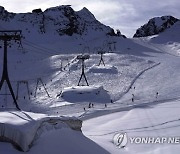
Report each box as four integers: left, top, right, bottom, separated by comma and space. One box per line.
22, 40, 61, 55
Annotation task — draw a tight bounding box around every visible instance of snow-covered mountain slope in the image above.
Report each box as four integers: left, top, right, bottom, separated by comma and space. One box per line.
133, 16, 179, 37
81, 32, 180, 154
151, 20, 180, 44
0, 5, 127, 54
0, 36, 158, 111
133, 20, 180, 56
0, 5, 119, 44
0, 5, 180, 154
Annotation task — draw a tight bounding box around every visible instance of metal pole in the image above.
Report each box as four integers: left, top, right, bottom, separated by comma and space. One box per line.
0, 39, 20, 110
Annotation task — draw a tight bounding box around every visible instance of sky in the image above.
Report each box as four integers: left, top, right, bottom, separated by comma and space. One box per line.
1, 0, 180, 37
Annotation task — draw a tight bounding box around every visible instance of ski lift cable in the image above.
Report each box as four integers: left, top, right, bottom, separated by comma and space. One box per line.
10, 54, 77, 83
22, 40, 60, 55
22, 46, 53, 56
0, 47, 54, 64
10, 69, 62, 83
0, 30, 54, 57
23, 39, 58, 53
22, 41, 55, 56
0, 25, 60, 55
0, 26, 61, 55
10, 55, 76, 82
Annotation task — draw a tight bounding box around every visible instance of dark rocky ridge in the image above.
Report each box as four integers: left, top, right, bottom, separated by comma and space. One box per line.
0, 5, 122, 37
133, 16, 179, 37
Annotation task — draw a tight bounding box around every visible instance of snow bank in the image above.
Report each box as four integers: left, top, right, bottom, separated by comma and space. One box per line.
88, 65, 118, 74
0, 111, 82, 152
58, 86, 111, 104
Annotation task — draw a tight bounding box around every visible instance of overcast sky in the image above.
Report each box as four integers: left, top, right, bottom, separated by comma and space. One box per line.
1, 0, 180, 37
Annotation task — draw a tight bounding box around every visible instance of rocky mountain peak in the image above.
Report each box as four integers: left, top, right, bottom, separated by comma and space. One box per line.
0, 5, 15, 21
133, 15, 179, 37
77, 7, 96, 21
0, 5, 119, 38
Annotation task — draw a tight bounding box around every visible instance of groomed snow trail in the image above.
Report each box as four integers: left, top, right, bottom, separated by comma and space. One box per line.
120, 39, 180, 105
82, 39, 180, 154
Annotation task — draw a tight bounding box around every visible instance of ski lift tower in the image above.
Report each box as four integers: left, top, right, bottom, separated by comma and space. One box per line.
98, 50, 106, 66
112, 41, 116, 51
108, 41, 116, 52
0, 30, 22, 110
77, 54, 90, 86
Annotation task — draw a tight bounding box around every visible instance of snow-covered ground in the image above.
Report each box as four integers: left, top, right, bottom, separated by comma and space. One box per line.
81, 32, 180, 153
0, 21, 180, 153
0, 111, 107, 154
82, 98, 180, 154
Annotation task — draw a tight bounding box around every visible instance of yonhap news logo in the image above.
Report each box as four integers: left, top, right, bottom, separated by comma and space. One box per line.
113, 132, 180, 148
113, 132, 128, 148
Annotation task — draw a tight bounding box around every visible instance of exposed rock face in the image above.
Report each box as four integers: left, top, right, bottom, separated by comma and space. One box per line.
0, 6, 15, 21
0, 5, 117, 37
133, 16, 179, 37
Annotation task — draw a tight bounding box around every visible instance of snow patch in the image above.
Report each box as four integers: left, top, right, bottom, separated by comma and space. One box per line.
88, 65, 118, 74
58, 86, 111, 104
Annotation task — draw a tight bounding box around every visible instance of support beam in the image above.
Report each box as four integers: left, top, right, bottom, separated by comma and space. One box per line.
34, 78, 50, 98
16, 81, 31, 100
0, 30, 22, 110
98, 51, 106, 66
77, 55, 90, 86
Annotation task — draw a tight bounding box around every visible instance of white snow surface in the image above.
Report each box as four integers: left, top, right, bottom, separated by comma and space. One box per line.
59, 86, 111, 104
88, 64, 118, 74
82, 99, 180, 154
0, 111, 82, 152
0, 12, 180, 154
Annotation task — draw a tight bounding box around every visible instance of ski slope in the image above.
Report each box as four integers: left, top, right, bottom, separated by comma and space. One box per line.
82, 34, 180, 154
0, 20, 180, 153
82, 98, 180, 154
